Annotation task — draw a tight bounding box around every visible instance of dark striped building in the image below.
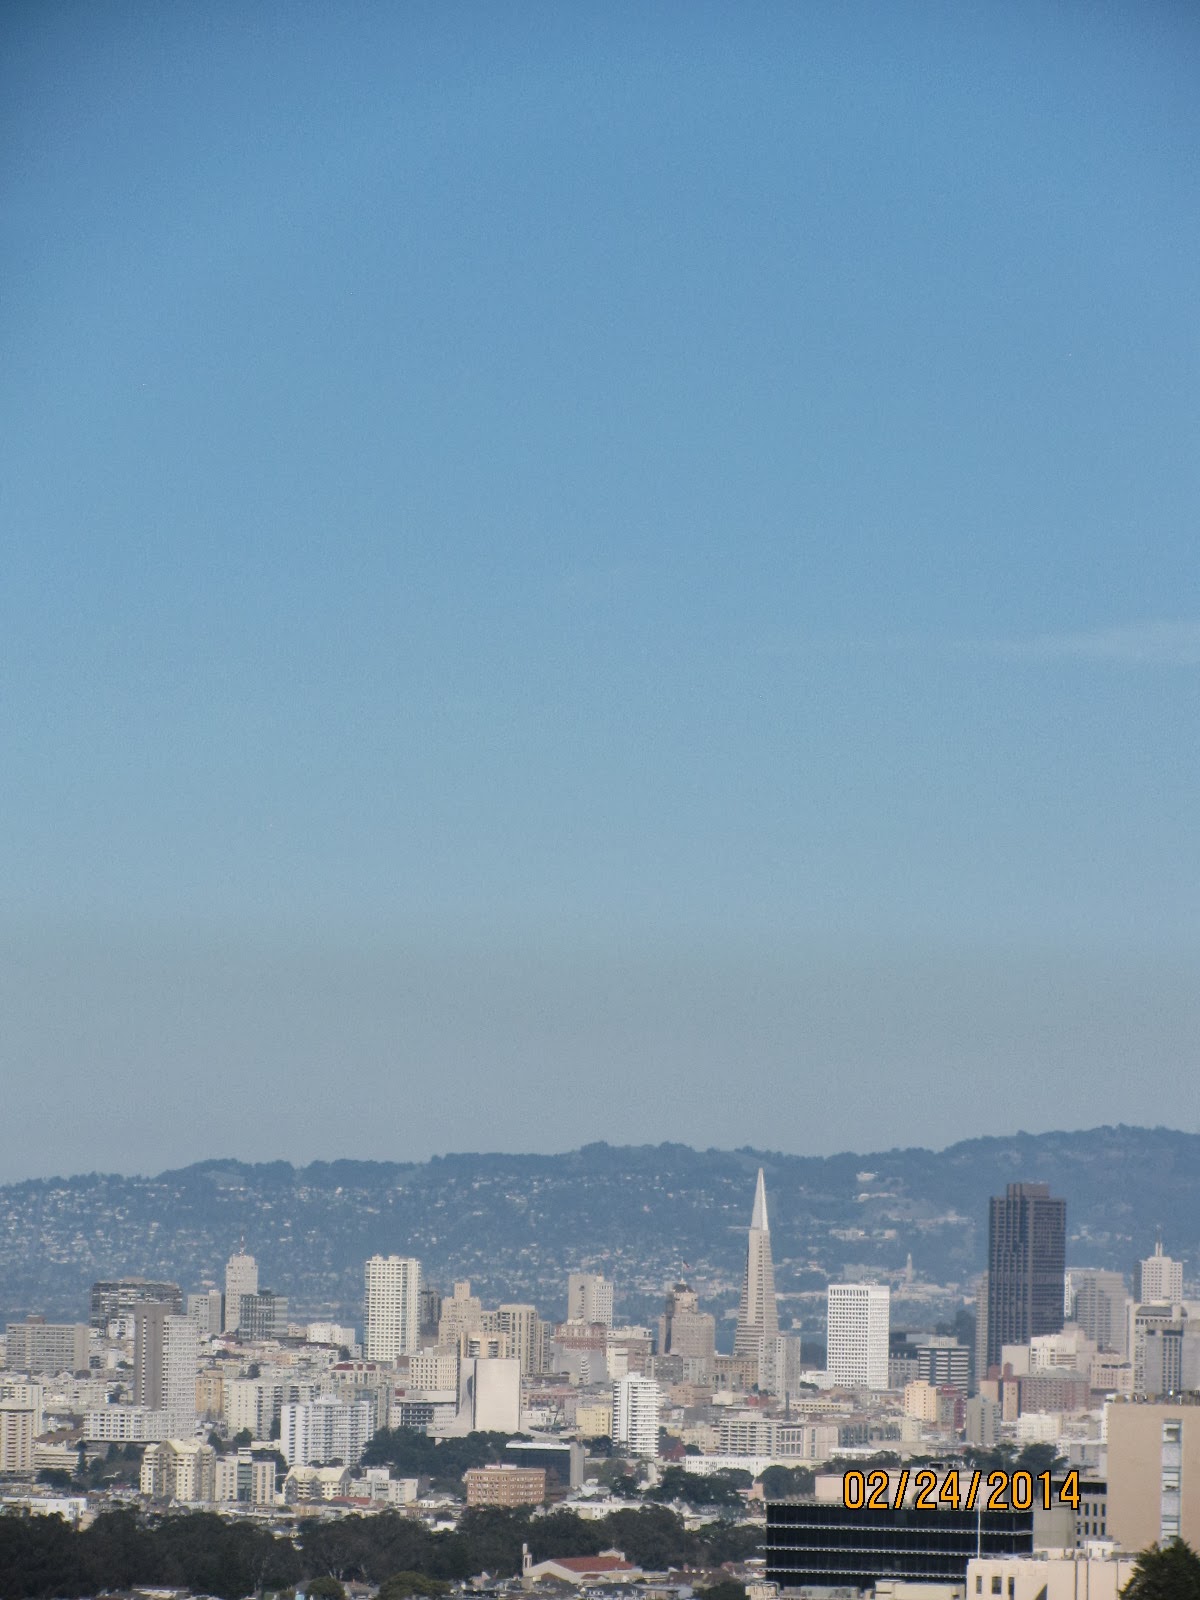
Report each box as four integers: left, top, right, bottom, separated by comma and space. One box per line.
766, 1500, 1036, 1591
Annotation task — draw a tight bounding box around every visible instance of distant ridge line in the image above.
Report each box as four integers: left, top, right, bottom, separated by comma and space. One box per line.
6, 1120, 1194, 1187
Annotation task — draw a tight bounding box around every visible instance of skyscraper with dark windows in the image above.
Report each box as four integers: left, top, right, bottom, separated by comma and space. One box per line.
985, 1182, 1066, 1371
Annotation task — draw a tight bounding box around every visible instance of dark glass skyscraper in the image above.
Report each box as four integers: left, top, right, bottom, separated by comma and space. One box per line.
985, 1181, 1066, 1370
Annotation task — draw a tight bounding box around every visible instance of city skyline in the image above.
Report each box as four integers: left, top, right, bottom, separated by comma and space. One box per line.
3, 1147, 1200, 1580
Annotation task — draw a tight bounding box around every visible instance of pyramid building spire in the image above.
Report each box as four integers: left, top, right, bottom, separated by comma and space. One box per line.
751, 1167, 769, 1232
734, 1167, 779, 1361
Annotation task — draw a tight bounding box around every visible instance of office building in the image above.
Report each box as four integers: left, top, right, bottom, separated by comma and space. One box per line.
734, 1169, 779, 1366
826, 1283, 890, 1389
1106, 1399, 1200, 1549
986, 1183, 1066, 1371
1136, 1241, 1184, 1306
89, 1278, 182, 1329
437, 1280, 483, 1349
497, 1304, 545, 1375
966, 1394, 1000, 1446
365, 1255, 421, 1361
758, 1330, 804, 1396
418, 1286, 442, 1340
465, 1465, 546, 1508
658, 1284, 716, 1365
237, 1289, 288, 1342
1139, 1321, 1200, 1400
5, 1319, 90, 1375
134, 1305, 199, 1434
917, 1337, 970, 1390
281, 1395, 375, 1468
504, 1437, 585, 1491
612, 1371, 661, 1458
567, 1273, 614, 1327
223, 1247, 258, 1335
186, 1289, 225, 1340
406, 1348, 460, 1391
766, 1500, 1040, 1590
1130, 1303, 1189, 1396
1071, 1271, 1129, 1357
306, 1321, 356, 1349
458, 1355, 522, 1432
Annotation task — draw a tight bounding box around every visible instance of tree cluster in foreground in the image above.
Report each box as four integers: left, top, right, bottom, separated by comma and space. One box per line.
0, 1503, 763, 1600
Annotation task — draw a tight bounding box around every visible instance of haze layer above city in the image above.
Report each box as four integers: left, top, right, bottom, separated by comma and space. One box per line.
4, 3, 1198, 1181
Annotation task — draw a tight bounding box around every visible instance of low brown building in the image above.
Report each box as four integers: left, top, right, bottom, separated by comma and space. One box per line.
465, 1464, 547, 1508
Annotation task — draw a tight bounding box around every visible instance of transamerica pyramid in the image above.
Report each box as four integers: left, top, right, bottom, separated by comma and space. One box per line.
734, 1167, 779, 1358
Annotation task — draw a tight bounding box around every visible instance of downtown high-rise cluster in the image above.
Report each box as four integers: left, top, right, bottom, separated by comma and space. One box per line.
0, 1167, 1197, 1573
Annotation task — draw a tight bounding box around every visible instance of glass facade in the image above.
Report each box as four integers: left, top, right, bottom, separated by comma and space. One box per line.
986, 1183, 1066, 1370
766, 1501, 1035, 1589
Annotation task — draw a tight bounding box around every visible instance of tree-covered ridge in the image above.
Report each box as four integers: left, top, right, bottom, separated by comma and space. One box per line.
1, 1126, 1197, 1322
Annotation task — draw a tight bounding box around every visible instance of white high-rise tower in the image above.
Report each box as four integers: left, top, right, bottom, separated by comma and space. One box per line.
612, 1371, 661, 1458
567, 1273, 615, 1327
134, 1304, 200, 1432
826, 1283, 890, 1389
734, 1169, 779, 1362
1137, 1241, 1183, 1305
223, 1245, 258, 1335
365, 1255, 421, 1361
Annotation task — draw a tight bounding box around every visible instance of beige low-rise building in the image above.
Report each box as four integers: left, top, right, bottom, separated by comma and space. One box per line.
576, 1400, 613, 1438
360, 1467, 419, 1505
1106, 1398, 1200, 1549
84, 1405, 172, 1443
968, 1551, 1135, 1600
141, 1438, 217, 1503
905, 1379, 941, 1422
283, 1463, 350, 1502
213, 1449, 278, 1506
407, 1349, 460, 1391
1090, 1357, 1132, 1397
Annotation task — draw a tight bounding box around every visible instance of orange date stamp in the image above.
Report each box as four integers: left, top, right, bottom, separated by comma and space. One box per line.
843, 1467, 1081, 1512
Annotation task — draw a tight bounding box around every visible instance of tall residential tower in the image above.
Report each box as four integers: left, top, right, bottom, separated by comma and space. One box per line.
365, 1255, 421, 1361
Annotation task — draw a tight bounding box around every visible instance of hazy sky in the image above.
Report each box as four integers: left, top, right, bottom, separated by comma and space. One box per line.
3, 2, 1198, 1182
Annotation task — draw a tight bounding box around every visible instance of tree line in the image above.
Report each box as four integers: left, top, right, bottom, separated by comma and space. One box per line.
0, 1502, 762, 1600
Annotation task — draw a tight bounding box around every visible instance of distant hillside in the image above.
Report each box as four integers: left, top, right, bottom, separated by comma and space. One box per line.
0, 1126, 1196, 1327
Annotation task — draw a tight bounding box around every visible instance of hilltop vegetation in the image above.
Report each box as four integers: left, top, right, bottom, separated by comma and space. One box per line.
1, 1127, 1196, 1323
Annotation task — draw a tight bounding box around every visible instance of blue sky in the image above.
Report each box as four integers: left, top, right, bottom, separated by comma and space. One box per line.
2, 2, 1197, 1179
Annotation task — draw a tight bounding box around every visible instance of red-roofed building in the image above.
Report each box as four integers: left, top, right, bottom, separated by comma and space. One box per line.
523, 1548, 642, 1585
